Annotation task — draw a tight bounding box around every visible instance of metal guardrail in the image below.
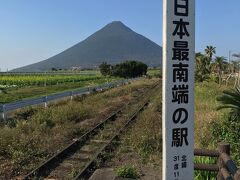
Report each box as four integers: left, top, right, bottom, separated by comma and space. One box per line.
194, 143, 240, 180
0, 78, 138, 119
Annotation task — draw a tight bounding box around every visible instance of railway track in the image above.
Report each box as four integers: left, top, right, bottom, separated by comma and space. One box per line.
22, 82, 159, 180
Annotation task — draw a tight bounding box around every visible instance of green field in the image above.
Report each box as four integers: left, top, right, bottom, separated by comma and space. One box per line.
0, 73, 102, 87
0, 73, 119, 103
147, 68, 161, 77
0, 69, 158, 104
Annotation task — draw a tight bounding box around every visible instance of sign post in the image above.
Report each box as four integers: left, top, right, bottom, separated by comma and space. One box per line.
162, 0, 195, 179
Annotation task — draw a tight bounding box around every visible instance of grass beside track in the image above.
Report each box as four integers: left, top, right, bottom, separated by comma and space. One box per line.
32, 83, 157, 179
194, 81, 228, 149
107, 80, 238, 179
0, 78, 158, 179
107, 82, 162, 179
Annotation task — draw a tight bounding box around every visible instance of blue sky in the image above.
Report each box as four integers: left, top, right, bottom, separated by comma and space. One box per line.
0, 0, 240, 71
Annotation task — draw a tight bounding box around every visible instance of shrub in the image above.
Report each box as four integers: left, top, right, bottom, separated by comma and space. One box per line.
99, 62, 111, 76
136, 135, 156, 159
116, 165, 139, 179
51, 103, 91, 124
194, 157, 217, 179
112, 61, 148, 78
15, 107, 37, 121
121, 93, 162, 162
211, 114, 240, 165
214, 88, 240, 165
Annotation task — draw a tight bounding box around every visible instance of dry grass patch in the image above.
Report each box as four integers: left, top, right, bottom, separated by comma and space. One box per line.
194, 81, 228, 148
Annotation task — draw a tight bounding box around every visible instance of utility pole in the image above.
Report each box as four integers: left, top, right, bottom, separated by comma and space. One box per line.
229, 50, 231, 63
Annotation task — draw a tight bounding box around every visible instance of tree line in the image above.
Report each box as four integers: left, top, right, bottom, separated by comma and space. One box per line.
99, 60, 148, 78
196, 46, 240, 86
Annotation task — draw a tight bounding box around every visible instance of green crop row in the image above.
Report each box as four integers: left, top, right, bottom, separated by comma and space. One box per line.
0, 74, 103, 87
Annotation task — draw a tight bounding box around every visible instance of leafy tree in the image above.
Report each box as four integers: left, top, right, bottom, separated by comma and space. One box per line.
99, 62, 111, 76
212, 56, 227, 85
215, 88, 240, 163
51, 67, 58, 71
195, 53, 211, 82
112, 61, 148, 78
205, 46, 216, 61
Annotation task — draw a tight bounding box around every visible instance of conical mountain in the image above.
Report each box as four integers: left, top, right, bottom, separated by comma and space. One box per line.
13, 21, 162, 72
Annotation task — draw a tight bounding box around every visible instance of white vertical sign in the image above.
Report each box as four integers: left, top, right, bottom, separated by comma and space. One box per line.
162, 0, 195, 179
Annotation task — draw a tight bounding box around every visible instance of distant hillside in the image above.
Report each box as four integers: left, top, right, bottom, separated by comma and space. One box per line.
13, 21, 162, 72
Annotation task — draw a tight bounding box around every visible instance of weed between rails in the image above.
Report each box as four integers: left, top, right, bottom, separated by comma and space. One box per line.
108, 85, 162, 180
116, 165, 139, 179
123, 93, 162, 163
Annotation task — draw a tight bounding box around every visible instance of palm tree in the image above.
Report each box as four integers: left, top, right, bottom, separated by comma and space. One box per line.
212, 56, 227, 85
217, 88, 240, 121
205, 46, 216, 61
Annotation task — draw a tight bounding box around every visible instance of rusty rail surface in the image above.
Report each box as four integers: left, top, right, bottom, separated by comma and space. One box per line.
194, 143, 240, 180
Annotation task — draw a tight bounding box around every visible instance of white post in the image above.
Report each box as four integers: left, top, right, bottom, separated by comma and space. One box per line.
162, 0, 195, 179
71, 91, 73, 101
1, 105, 5, 120
87, 86, 91, 94
44, 96, 48, 108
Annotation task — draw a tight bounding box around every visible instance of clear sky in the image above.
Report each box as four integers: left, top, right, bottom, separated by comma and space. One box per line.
0, 0, 240, 71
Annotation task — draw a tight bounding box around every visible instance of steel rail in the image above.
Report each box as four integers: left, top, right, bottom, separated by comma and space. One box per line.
74, 100, 149, 179
23, 105, 126, 179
